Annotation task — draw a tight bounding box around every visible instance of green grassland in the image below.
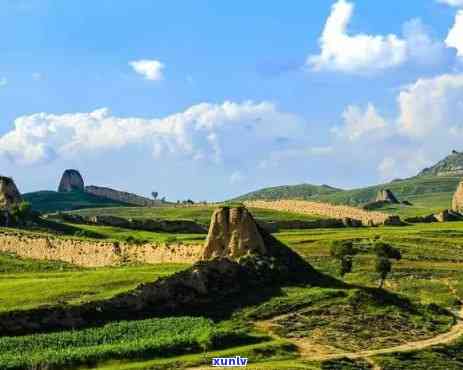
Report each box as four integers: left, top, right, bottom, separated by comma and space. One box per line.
23, 190, 129, 213
67, 205, 326, 224
65, 223, 206, 245
0, 258, 186, 312
2, 218, 463, 369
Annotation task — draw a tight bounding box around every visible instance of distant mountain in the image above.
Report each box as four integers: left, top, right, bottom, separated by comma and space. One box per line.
418, 150, 463, 177
234, 184, 343, 201
234, 151, 463, 212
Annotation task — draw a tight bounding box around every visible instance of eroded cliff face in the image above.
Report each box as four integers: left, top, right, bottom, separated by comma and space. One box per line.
452, 181, 463, 213
0, 230, 202, 267
0, 176, 22, 209
202, 207, 267, 260
58, 170, 85, 193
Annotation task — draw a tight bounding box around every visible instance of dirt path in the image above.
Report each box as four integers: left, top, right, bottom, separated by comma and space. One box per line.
188, 284, 463, 369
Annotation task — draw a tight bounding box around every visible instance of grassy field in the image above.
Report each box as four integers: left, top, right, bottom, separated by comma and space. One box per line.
64, 223, 206, 245
67, 205, 327, 224
2, 219, 463, 369
0, 257, 186, 312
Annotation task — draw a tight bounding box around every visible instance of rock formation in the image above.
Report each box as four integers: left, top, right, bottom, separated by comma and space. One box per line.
376, 189, 400, 204
202, 207, 267, 260
85, 185, 160, 207
452, 180, 463, 213
58, 169, 85, 192
0, 176, 22, 209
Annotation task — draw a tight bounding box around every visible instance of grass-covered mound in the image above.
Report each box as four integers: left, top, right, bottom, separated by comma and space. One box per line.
23, 190, 129, 213
269, 288, 453, 352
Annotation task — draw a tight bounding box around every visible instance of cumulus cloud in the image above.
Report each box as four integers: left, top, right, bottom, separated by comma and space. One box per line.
397, 74, 463, 137
0, 77, 7, 87
0, 101, 304, 166
129, 59, 164, 81
308, 0, 407, 72
308, 0, 444, 73
332, 103, 389, 141
446, 10, 463, 57
437, 0, 463, 6
334, 73, 463, 181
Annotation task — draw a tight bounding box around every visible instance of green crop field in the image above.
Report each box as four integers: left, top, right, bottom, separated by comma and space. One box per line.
0, 258, 186, 312
66, 205, 326, 224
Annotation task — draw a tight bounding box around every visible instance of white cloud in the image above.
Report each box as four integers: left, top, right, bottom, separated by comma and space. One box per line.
437, 0, 463, 7
0, 101, 304, 166
334, 73, 463, 180
403, 19, 447, 66
0, 77, 7, 87
446, 10, 463, 57
397, 74, 463, 137
32, 72, 43, 81
308, 1, 445, 73
333, 103, 389, 141
129, 59, 164, 81
308, 0, 407, 73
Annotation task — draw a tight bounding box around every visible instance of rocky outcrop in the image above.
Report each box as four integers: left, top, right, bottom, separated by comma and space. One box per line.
58, 169, 85, 192
383, 215, 406, 226
85, 185, 160, 207
452, 181, 463, 213
434, 209, 462, 222
202, 207, 267, 260
376, 189, 400, 204
0, 176, 22, 209
405, 210, 463, 224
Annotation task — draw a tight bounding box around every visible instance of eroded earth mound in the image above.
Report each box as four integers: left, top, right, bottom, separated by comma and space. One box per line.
452, 180, 463, 213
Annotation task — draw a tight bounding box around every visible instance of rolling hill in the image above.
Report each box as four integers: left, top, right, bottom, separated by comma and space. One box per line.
23, 190, 130, 213
234, 184, 342, 202
234, 151, 463, 215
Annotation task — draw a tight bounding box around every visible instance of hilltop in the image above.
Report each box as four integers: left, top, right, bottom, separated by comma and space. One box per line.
23, 190, 129, 213
234, 183, 342, 202
418, 150, 463, 177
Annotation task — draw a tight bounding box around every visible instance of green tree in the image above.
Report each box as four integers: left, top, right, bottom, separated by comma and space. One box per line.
330, 241, 357, 278
375, 257, 392, 288
373, 242, 401, 288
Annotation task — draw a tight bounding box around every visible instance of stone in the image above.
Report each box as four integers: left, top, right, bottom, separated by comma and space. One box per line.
452, 181, 463, 213
383, 215, 406, 226
58, 170, 85, 193
434, 209, 462, 223
376, 189, 400, 204
0, 176, 22, 209
202, 207, 267, 260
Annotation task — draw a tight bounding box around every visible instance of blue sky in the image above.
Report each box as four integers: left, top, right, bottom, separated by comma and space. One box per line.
1, 0, 463, 201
